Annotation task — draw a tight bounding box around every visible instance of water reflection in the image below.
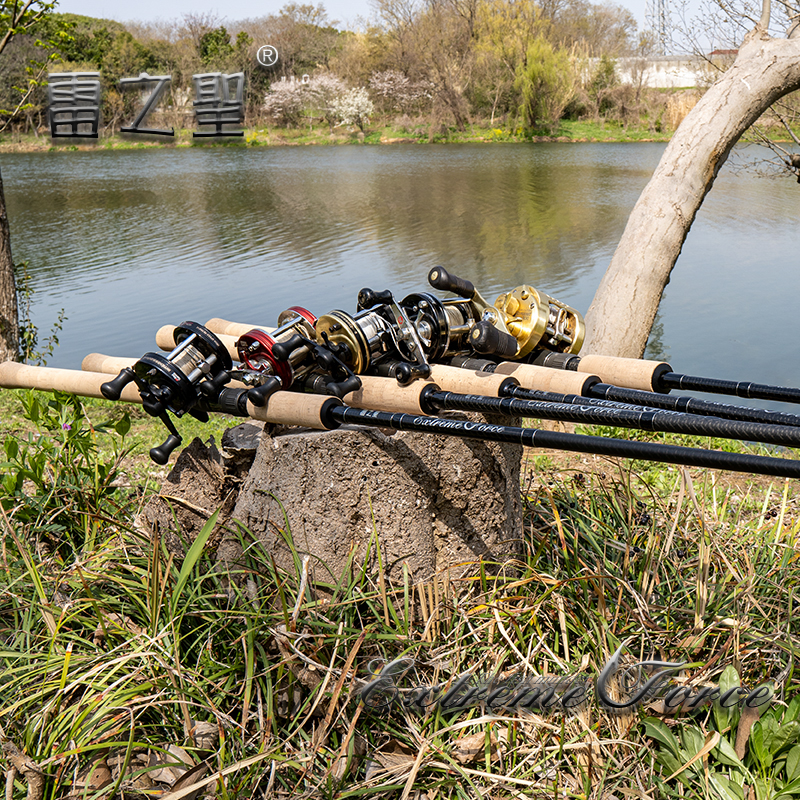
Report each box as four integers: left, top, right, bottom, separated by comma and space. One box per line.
3, 143, 800, 403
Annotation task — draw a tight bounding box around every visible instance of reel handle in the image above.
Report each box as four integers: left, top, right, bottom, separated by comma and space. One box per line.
326, 373, 362, 398
150, 434, 183, 465
271, 334, 305, 363
428, 266, 475, 298
246, 376, 283, 407
357, 287, 394, 310
469, 320, 519, 358
101, 368, 136, 401
395, 361, 432, 386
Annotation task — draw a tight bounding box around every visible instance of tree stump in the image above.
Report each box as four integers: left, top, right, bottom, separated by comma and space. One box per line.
226, 414, 523, 583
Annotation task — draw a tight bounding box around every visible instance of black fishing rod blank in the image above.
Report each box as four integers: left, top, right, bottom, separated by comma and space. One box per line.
256, 383, 800, 479
364, 363, 800, 449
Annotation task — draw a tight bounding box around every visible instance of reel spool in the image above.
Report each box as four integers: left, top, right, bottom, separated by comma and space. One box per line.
101, 321, 232, 464
493, 286, 585, 356
237, 306, 317, 404
399, 292, 476, 360
238, 306, 360, 403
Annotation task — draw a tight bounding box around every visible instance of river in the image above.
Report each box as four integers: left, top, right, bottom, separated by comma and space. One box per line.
4, 142, 800, 404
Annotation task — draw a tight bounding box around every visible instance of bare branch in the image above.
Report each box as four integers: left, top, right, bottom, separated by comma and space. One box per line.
759, 0, 772, 28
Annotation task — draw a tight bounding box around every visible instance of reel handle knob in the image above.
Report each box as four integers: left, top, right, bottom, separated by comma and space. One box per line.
428, 266, 475, 298
395, 362, 432, 386
271, 334, 305, 363
149, 434, 182, 465
101, 367, 136, 401
357, 287, 393, 310
246, 376, 283, 406
327, 373, 362, 398
470, 320, 519, 358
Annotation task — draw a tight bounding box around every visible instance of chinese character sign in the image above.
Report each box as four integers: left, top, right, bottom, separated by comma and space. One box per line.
192, 73, 245, 138
119, 72, 174, 136
48, 73, 102, 138
46, 72, 247, 139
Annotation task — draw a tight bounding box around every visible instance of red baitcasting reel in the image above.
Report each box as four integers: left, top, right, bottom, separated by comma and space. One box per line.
237, 306, 360, 404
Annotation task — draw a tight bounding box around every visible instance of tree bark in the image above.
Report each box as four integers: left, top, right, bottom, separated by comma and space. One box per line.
0, 168, 19, 362
583, 26, 800, 358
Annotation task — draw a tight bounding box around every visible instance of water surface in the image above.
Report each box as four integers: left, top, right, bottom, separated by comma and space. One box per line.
4, 142, 800, 404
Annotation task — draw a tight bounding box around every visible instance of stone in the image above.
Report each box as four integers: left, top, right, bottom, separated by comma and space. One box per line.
141, 436, 238, 557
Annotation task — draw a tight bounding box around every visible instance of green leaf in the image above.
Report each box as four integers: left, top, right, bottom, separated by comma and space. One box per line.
786, 696, 800, 724
714, 735, 747, 769
710, 774, 745, 800
719, 666, 741, 695
656, 751, 693, 788
644, 717, 682, 758
115, 411, 131, 438
171, 509, 219, 612
4, 438, 18, 460
750, 724, 773, 770
771, 722, 800, 755
681, 725, 705, 758
776, 775, 800, 797
787, 745, 800, 782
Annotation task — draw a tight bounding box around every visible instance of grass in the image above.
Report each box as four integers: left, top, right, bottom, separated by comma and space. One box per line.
0, 119, 675, 153
1, 389, 799, 798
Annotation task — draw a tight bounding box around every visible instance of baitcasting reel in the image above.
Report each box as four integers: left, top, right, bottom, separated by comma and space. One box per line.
494, 285, 584, 356
398, 292, 476, 360
101, 321, 232, 464
316, 288, 433, 385
427, 266, 585, 359
237, 306, 361, 403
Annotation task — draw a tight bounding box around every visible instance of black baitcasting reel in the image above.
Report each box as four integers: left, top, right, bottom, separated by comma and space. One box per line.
101, 321, 232, 464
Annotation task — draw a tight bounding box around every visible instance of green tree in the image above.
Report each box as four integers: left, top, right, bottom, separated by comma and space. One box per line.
199, 25, 233, 66
515, 34, 576, 131
472, 0, 544, 124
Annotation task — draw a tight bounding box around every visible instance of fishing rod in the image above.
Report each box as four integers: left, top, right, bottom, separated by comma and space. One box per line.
4, 361, 800, 479
529, 346, 800, 406
444, 355, 800, 429
313, 362, 800, 449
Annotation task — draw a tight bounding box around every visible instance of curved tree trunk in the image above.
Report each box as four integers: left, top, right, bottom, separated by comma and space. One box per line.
583, 26, 800, 358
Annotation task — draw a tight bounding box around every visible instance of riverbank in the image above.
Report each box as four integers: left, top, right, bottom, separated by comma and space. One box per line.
0, 119, 674, 152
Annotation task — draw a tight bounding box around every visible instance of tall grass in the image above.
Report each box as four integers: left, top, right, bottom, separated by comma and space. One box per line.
1, 392, 799, 798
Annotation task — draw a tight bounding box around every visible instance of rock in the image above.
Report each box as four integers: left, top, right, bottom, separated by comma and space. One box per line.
140, 436, 237, 558
226, 412, 523, 582
220, 421, 265, 474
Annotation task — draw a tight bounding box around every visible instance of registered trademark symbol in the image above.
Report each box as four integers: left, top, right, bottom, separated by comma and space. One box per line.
257, 45, 278, 67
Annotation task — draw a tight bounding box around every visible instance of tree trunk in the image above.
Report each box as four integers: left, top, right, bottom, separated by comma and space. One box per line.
583, 26, 800, 358
0, 169, 19, 362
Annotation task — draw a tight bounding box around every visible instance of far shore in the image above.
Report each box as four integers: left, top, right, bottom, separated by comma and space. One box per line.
0, 120, 676, 152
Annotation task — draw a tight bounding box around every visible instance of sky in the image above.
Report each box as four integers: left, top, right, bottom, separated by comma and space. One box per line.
53, 0, 654, 36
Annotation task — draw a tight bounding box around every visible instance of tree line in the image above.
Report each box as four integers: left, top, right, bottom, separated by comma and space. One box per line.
0, 0, 679, 138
